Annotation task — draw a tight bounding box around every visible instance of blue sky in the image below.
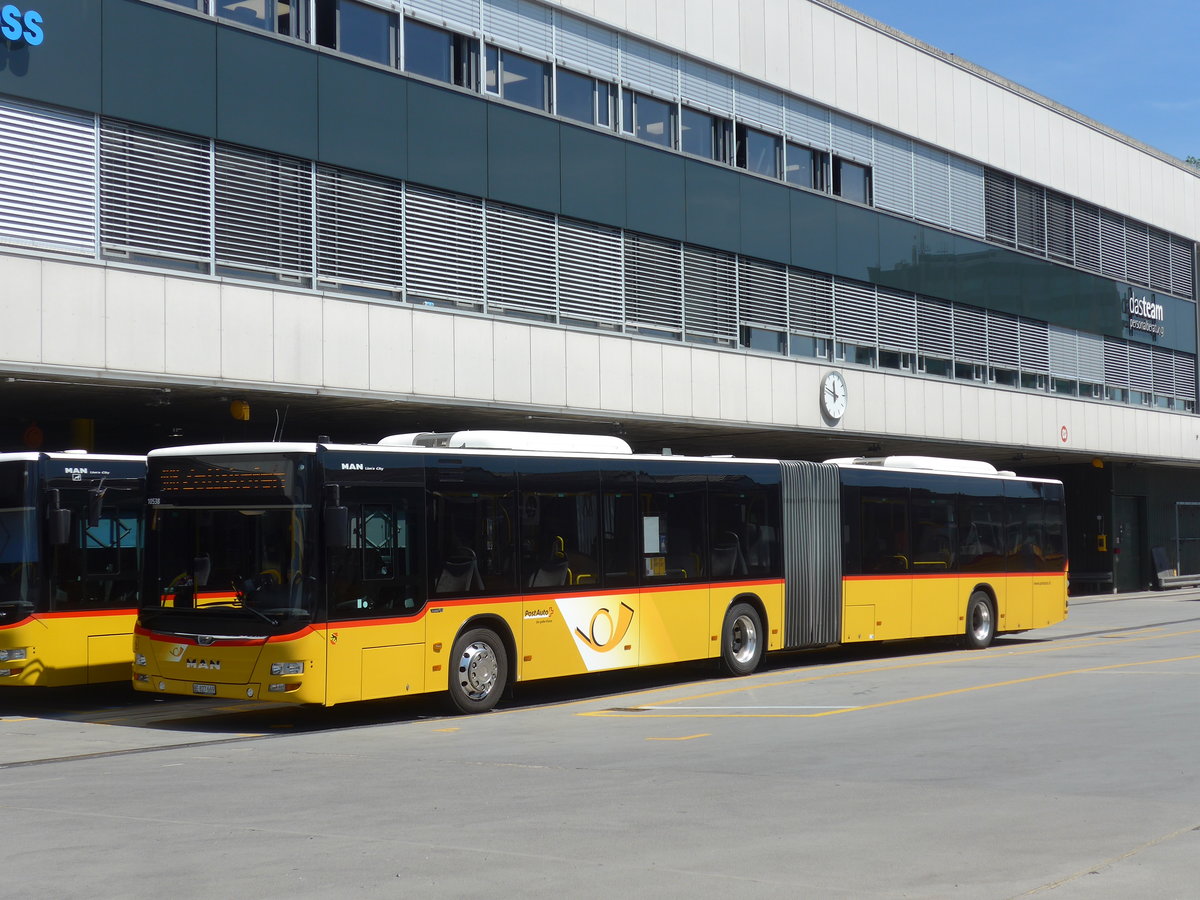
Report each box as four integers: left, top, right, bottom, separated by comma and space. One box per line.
843, 1, 1200, 162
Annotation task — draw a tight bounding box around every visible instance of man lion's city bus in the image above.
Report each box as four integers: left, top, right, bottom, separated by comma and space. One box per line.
132, 432, 1067, 712
0, 452, 146, 686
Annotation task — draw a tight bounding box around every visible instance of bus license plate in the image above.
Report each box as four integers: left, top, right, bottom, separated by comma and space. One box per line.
193, 683, 217, 696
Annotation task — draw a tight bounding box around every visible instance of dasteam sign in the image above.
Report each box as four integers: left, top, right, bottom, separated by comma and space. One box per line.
1127, 291, 1165, 338
0, 5, 43, 46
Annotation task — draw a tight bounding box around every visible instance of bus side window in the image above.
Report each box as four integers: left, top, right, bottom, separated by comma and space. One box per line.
859, 493, 909, 573
640, 481, 707, 584
910, 494, 955, 571
518, 473, 601, 591
600, 475, 638, 589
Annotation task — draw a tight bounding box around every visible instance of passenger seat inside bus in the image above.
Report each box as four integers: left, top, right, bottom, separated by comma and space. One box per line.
436, 550, 484, 593
710, 531, 748, 577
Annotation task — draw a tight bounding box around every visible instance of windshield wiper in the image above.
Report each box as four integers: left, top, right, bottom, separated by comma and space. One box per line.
209, 601, 278, 627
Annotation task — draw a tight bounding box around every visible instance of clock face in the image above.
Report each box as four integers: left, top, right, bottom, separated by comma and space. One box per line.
821, 371, 847, 422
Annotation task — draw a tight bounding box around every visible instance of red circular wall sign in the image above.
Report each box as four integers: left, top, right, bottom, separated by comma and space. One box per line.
1060, 426, 1069, 443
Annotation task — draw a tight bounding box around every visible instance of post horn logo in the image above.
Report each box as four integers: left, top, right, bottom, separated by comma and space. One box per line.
575, 602, 635, 652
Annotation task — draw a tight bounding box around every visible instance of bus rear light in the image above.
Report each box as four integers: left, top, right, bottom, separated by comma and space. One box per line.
270, 661, 304, 676
0, 648, 28, 662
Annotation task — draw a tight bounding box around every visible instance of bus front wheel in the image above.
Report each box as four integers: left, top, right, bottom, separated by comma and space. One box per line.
447, 628, 508, 714
963, 592, 995, 650
721, 602, 764, 676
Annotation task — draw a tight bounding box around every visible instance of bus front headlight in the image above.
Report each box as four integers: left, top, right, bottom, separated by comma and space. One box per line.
270, 661, 304, 676
0, 648, 27, 662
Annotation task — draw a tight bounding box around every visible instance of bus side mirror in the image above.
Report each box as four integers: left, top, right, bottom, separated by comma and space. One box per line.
325, 506, 349, 549
47, 489, 71, 546
193, 556, 211, 588
87, 488, 105, 529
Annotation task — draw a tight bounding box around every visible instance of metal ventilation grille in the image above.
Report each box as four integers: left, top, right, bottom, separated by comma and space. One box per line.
916, 296, 953, 357
681, 58, 733, 116
1148, 229, 1172, 293
1019, 319, 1049, 373
1129, 343, 1153, 393
984, 169, 1015, 246
1104, 338, 1130, 389
554, 12, 618, 80
1124, 221, 1149, 287
315, 167, 403, 290
986, 311, 1020, 369
872, 130, 913, 217
624, 232, 682, 337
214, 145, 312, 278
1170, 237, 1194, 297
1045, 191, 1074, 263
1073, 202, 1102, 273
789, 269, 833, 337
1153, 347, 1175, 395
683, 246, 737, 344
1015, 180, 1046, 254
948, 156, 985, 238
1077, 331, 1105, 384
831, 112, 872, 164
1099, 210, 1126, 280
485, 203, 557, 319
738, 258, 788, 332
913, 143, 949, 228
405, 185, 484, 308
620, 36, 677, 97
785, 97, 830, 151
877, 288, 916, 353
100, 120, 211, 262
952, 305, 987, 362
484, 0, 552, 57
833, 278, 877, 345
1174, 351, 1197, 400
735, 78, 785, 131
0, 99, 97, 252
558, 217, 623, 328
406, 0, 481, 33
1048, 327, 1078, 379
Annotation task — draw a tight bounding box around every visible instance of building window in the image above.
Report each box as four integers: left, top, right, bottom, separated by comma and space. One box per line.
837, 342, 876, 367
920, 356, 952, 378
878, 350, 913, 372
990, 368, 1019, 388
316, 0, 396, 66
785, 143, 822, 190
742, 326, 786, 354
621, 90, 675, 149
403, 18, 476, 89
556, 69, 614, 128
1021, 373, 1048, 392
484, 46, 550, 112
680, 107, 729, 162
215, 0, 301, 36
789, 335, 830, 359
833, 157, 871, 204
736, 124, 780, 178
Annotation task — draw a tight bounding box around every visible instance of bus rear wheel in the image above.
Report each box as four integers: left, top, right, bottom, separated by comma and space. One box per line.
721, 602, 764, 676
963, 592, 995, 649
447, 628, 508, 714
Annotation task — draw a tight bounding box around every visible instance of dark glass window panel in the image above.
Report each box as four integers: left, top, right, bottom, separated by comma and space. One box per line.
500, 50, 549, 111
596, 83, 614, 127
621, 90, 634, 134
790, 334, 829, 359
681, 107, 718, 160
640, 482, 706, 584
600, 472, 638, 588
340, 0, 393, 65
738, 126, 780, 178
216, 0, 296, 35
556, 69, 594, 124
859, 492, 910, 574
404, 18, 453, 83
834, 158, 871, 204
743, 326, 786, 354
786, 143, 816, 188
957, 496, 1006, 572
518, 472, 601, 591
910, 493, 956, 571
634, 94, 674, 148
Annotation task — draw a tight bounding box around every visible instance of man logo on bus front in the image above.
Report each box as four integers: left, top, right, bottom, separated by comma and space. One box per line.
575, 602, 635, 652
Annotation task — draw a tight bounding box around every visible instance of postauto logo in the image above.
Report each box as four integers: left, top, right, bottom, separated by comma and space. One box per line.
1, 5, 44, 46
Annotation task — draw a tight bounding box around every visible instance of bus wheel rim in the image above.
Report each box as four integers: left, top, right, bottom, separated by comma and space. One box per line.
732, 614, 758, 664
971, 602, 992, 642
458, 641, 498, 700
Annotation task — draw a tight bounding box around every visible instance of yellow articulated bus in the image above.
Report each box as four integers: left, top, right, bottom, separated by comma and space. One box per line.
132, 432, 1067, 712
0, 452, 146, 686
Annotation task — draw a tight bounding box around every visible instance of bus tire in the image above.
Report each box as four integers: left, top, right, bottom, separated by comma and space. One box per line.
721, 602, 764, 676
447, 628, 508, 714
963, 592, 995, 650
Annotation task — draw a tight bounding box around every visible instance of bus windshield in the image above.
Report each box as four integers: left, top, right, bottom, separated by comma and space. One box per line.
0, 461, 37, 623
143, 505, 319, 628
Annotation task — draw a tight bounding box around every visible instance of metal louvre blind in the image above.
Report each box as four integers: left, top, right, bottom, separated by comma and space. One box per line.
1018, 319, 1049, 373
315, 167, 403, 290
620, 36, 677, 97
1014, 179, 1045, 254
1045, 190, 1074, 263
405, 0, 481, 33
872, 130, 913, 217
486, 203, 557, 318
100, 120, 211, 261
984, 168, 1015, 246
1129, 343, 1153, 393
1073, 202, 1102, 273
735, 78, 785, 132
1048, 327, 1077, 379
785, 97, 830, 151
913, 143, 949, 228
830, 112, 872, 164
738, 258, 788, 331
876, 288, 916, 352
789, 269, 833, 337
1077, 331, 1105, 383
1125, 220, 1150, 287
986, 311, 1020, 369
952, 305, 987, 362
405, 185, 484, 307
1152, 347, 1175, 395
1174, 352, 1197, 400
1148, 229, 1172, 293
558, 218, 623, 327
683, 246, 737, 344
833, 278, 876, 345
0, 99, 97, 252
916, 296, 953, 356
1170, 237, 1194, 298
1104, 338, 1130, 389
624, 232, 682, 336
1099, 209, 1126, 280
554, 12, 618, 80
681, 59, 733, 117
214, 145, 312, 278
483, 0, 552, 57
948, 156, 985, 238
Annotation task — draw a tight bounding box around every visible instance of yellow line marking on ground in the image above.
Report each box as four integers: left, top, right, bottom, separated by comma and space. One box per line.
581, 653, 1200, 719
432, 727, 460, 733
646, 734, 710, 741
1, 717, 33, 723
